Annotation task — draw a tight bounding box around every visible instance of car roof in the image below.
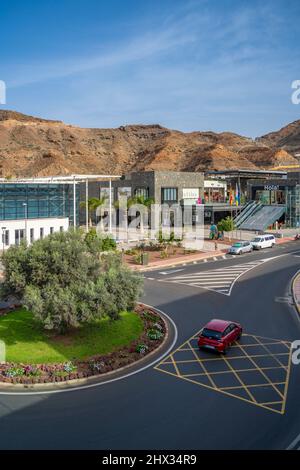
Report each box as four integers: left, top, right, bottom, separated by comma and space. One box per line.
204, 319, 232, 332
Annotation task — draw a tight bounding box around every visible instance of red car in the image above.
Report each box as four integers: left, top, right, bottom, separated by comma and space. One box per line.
198, 319, 242, 353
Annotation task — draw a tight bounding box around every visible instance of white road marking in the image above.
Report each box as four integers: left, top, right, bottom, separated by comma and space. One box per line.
159, 269, 185, 275
159, 259, 273, 296
287, 432, 300, 450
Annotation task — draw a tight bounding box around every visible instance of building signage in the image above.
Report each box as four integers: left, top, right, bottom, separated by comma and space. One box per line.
204, 180, 227, 189
182, 188, 199, 199
264, 184, 279, 191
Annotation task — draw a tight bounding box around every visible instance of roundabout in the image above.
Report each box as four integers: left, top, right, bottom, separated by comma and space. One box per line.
0, 304, 178, 395
0, 243, 300, 449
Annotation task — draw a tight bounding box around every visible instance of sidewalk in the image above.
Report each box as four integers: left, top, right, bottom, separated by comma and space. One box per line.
275, 237, 295, 244
292, 271, 300, 316
130, 235, 296, 272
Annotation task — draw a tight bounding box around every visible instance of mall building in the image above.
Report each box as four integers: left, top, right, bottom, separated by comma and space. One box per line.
82, 168, 300, 231
0, 175, 119, 250
1, 169, 300, 250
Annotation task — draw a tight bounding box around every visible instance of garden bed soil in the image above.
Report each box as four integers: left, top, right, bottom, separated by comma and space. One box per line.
0, 304, 166, 385
124, 246, 201, 266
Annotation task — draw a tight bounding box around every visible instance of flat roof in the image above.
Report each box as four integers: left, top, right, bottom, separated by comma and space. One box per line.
0, 174, 121, 184
205, 169, 287, 176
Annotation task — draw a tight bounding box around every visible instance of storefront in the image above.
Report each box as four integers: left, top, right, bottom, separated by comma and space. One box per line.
251, 183, 286, 205
204, 180, 227, 203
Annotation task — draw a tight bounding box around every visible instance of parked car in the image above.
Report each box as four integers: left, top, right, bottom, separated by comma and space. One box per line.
251, 234, 276, 250
228, 241, 253, 255
198, 319, 243, 354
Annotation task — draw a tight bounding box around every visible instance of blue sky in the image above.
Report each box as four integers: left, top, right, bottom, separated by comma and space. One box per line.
0, 0, 299, 137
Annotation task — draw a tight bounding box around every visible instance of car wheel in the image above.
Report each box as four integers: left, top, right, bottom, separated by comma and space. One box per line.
237, 330, 242, 340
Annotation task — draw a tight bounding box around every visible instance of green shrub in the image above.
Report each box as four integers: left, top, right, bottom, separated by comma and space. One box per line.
217, 217, 235, 233
1, 230, 143, 333
147, 329, 163, 340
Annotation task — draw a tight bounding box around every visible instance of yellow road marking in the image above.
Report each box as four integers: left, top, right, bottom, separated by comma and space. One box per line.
155, 332, 293, 414
175, 366, 286, 377
156, 365, 285, 415
254, 336, 288, 369
280, 343, 293, 415
221, 354, 257, 403
220, 381, 285, 391
164, 351, 290, 370
234, 343, 285, 399
170, 353, 181, 376
186, 340, 217, 389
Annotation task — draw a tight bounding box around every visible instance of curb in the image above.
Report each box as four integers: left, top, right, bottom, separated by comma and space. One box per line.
291, 270, 300, 316
0, 304, 178, 395
133, 252, 227, 272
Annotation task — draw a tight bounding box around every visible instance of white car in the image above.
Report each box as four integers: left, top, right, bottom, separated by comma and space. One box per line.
251, 234, 276, 250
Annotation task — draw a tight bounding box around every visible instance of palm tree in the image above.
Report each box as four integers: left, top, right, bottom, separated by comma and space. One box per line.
128, 195, 154, 208
127, 195, 154, 233
80, 196, 107, 228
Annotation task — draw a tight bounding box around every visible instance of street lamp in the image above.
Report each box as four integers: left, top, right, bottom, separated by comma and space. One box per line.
23, 203, 28, 242
1, 226, 6, 253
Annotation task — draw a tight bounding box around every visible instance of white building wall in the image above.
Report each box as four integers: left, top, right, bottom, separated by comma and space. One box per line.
0, 217, 69, 250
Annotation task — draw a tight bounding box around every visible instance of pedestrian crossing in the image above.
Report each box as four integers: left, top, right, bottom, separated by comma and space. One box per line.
159, 260, 269, 296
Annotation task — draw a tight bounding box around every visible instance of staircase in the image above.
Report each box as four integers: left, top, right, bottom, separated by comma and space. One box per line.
239, 205, 286, 231
234, 201, 262, 228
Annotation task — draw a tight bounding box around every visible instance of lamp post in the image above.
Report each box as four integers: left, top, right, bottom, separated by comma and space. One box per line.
1, 226, 6, 253
23, 203, 28, 242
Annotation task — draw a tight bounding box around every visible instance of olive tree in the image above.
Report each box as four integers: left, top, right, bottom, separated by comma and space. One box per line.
1, 230, 143, 333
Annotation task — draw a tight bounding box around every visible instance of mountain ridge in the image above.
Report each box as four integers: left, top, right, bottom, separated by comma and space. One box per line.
0, 109, 299, 177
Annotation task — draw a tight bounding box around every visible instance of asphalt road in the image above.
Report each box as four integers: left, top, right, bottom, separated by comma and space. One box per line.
0, 242, 300, 450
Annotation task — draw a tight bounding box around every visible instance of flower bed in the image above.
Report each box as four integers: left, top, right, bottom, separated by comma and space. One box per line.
0, 304, 166, 385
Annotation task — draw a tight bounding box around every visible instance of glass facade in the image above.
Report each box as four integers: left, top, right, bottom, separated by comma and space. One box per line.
286, 185, 300, 228
0, 183, 79, 225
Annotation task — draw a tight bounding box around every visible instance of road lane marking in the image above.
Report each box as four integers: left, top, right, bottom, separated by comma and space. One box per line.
158, 260, 271, 296
155, 332, 293, 414
287, 432, 300, 450
159, 269, 185, 275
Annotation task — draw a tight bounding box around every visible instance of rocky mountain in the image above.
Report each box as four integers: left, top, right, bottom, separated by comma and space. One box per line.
258, 119, 300, 157
0, 109, 298, 177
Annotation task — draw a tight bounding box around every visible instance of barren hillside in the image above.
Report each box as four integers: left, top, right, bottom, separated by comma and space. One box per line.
0, 110, 298, 177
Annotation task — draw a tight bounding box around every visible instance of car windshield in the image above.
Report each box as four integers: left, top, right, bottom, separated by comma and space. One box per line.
232, 243, 242, 247
252, 238, 261, 242
202, 328, 222, 340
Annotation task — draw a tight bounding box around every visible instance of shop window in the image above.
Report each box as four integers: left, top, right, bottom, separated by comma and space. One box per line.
134, 187, 149, 198
161, 188, 178, 203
